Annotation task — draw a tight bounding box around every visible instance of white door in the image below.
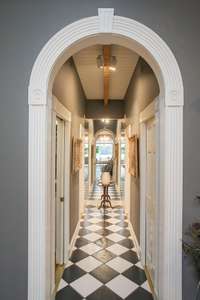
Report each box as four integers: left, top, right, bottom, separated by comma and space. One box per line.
55, 117, 65, 265
145, 117, 156, 283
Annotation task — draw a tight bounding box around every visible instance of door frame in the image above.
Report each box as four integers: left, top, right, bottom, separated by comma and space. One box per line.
51, 96, 71, 290
94, 128, 115, 182
124, 124, 132, 219
28, 8, 183, 300
54, 116, 65, 265
79, 124, 85, 216
139, 99, 159, 295
88, 120, 94, 192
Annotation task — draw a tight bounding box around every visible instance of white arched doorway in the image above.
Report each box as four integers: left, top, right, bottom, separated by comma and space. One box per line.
94, 129, 115, 182
28, 8, 183, 300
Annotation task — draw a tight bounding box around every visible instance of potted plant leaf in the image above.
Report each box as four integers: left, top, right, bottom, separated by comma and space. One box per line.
182, 198, 200, 300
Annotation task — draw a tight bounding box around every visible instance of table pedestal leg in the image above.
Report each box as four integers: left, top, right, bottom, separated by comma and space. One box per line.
98, 185, 113, 209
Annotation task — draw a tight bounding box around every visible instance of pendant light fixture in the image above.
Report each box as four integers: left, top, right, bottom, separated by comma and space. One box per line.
96, 54, 117, 71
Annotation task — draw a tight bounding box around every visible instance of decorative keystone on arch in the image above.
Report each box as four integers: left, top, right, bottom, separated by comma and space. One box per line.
166, 89, 183, 106
170, 89, 178, 102
98, 8, 114, 32
28, 88, 46, 106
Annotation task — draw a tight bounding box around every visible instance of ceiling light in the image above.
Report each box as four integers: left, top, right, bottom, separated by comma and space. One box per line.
97, 55, 104, 69
101, 119, 110, 124
109, 66, 116, 71
96, 54, 117, 71
109, 56, 117, 71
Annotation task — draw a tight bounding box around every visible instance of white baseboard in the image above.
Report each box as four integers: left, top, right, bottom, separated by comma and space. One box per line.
69, 220, 80, 258
128, 220, 141, 259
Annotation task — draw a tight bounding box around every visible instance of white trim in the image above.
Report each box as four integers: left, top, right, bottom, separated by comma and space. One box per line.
139, 98, 160, 265
63, 120, 71, 263
53, 96, 71, 122
139, 121, 147, 267
139, 100, 159, 295
51, 111, 56, 290
139, 99, 157, 267
51, 98, 71, 292
28, 8, 183, 300
68, 221, 80, 258
79, 124, 85, 217
88, 120, 93, 192
98, 8, 114, 32
140, 99, 157, 123
55, 117, 65, 264
124, 124, 131, 218
94, 128, 115, 141
128, 220, 141, 259
116, 120, 121, 189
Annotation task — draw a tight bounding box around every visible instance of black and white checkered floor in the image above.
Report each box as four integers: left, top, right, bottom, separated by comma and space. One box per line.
56, 204, 153, 299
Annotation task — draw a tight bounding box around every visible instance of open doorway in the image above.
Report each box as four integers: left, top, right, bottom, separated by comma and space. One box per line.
95, 130, 114, 181
28, 9, 183, 300
84, 120, 124, 207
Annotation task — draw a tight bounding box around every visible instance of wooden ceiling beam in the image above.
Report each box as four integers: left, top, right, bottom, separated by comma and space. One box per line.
103, 45, 111, 105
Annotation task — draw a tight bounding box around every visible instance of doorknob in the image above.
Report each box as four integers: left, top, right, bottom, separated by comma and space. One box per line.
60, 197, 64, 202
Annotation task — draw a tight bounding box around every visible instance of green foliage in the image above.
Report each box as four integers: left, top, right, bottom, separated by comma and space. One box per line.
101, 160, 113, 173
183, 222, 200, 275
182, 215, 200, 299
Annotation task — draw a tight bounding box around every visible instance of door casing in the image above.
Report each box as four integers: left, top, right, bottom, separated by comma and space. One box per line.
55, 117, 65, 265
79, 124, 85, 216
51, 96, 71, 290
145, 116, 157, 286
140, 99, 159, 295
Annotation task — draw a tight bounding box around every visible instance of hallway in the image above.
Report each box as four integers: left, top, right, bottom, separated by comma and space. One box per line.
56, 187, 153, 300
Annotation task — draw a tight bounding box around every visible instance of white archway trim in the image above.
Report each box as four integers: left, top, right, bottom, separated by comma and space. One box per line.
29, 8, 183, 107
52, 96, 71, 122
94, 128, 115, 141
28, 8, 183, 300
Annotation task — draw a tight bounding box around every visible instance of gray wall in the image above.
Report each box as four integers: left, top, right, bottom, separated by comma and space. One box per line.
53, 58, 86, 240
93, 119, 117, 134
0, 1, 200, 299
85, 100, 125, 119
125, 58, 159, 239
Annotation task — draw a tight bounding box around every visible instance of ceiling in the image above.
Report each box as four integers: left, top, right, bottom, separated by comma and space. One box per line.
73, 45, 139, 100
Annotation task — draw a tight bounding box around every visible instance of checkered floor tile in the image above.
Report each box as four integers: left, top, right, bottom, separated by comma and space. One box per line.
56, 204, 153, 299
